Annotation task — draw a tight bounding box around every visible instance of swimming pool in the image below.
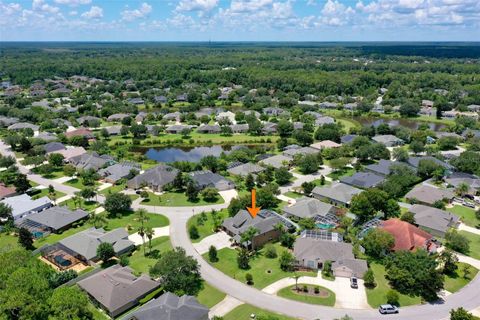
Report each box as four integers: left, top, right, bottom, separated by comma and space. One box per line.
316, 223, 335, 230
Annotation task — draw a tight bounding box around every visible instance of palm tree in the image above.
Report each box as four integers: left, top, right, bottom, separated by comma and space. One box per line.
72, 193, 82, 209
89, 212, 107, 228
145, 227, 155, 254
136, 209, 149, 255
292, 273, 301, 292
455, 182, 469, 198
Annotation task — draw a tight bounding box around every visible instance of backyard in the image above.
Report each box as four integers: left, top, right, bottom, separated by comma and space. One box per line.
140, 191, 224, 207
365, 262, 422, 308
203, 244, 315, 290
128, 236, 172, 274
277, 284, 335, 306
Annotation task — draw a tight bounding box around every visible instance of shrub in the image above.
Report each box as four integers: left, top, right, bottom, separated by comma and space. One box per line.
386, 289, 400, 306
208, 245, 218, 262
314, 286, 320, 294
303, 285, 308, 292
189, 225, 199, 240
245, 273, 253, 285
265, 244, 277, 259
363, 269, 376, 288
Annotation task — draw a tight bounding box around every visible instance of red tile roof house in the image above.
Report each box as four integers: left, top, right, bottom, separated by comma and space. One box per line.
380, 218, 436, 252
65, 128, 94, 139
0, 184, 17, 200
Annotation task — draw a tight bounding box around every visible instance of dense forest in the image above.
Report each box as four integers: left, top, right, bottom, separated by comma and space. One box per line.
1, 43, 480, 107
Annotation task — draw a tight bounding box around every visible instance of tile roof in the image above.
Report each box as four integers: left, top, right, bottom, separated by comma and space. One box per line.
380, 218, 432, 251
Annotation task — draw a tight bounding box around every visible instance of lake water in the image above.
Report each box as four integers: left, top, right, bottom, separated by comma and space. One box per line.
142, 145, 250, 163
353, 116, 447, 131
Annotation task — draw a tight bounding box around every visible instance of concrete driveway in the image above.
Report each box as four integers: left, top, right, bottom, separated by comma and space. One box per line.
262, 274, 370, 310
193, 231, 232, 254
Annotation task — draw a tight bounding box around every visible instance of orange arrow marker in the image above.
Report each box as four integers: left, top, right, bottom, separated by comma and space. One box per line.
247, 188, 261, 218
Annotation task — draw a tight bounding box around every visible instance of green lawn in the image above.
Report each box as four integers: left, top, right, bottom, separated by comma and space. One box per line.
30, 187, 66, 201
61, 199, 99, 212
366, 262, 422, 308
223, 304, 297, 320
187, 209, 228, 243
0, 233, 20, 251
445, 262, 479, 293
337, 118, 360, 131
459, 231, 480, 260
196, 283, 226, 308
99, 183, 128, 195
277, 284, 335, 306
64, 178, 99, 190
128, 236, 172, 275
203, 244, 315, 290
447, 205, 479, 228
88, 302, 109, 320
141, 191, 224, 207
327, 168, 355, 181
284, 191, 303, 199
34, 211, 169, 248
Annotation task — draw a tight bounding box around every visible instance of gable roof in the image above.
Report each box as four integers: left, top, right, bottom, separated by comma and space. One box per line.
340, 171, 385, 189
69, 152, 111, 171
59, 227, 134, 260
123, 292, 209, 320
78, 265, 160, 316
312, 182, 362, 205
283, 197, 334, 219
222, 209, 283, 241
127, 164, 179, 190
380, 218, 432, 251
65, 128, 93, 139
283, 147, 318, 157
259, 154, 292, 169
227, 162, 265, 176
364, 159, 412, 176
406, 156, 453, 170
189, 170, 235, 191
1, 194, 52, 219
409, 204, 460, 234
310, 140, 341, 150
99, 162, 140, 183
0, 184, 16, 199
43, 142, 66, 154
22, 206, 88, 231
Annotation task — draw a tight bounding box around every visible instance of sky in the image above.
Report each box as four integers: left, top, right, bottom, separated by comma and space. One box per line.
0, 0, 479, 41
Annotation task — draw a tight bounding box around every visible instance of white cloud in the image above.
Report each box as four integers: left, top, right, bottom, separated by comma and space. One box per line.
69, 10, 77, 15
32, 0, 60, 14
54, 0, 91, 6
176, 0, 218, 13
319, 0, 355, 26
81, 6, 103, 19
121, 2, 152, 21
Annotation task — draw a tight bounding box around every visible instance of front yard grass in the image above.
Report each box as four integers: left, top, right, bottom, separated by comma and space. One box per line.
61, 199, 99, 212
284, 191, 303, 199
447, 205, 479, 228
34, 211, 169, 248
30, 187, 66, 201
223, 304, 296, 320
366, 262, 422, 308
203, 244, 315, 290
277, 284, 335, 306
141, 191, 224, 207
196, 282, 226, 308
187, 209, 228, 243
444, 262, 479, 293
64, 178, 99, 190
326, 168, 355, 181
128, 236, 172, 275
459, 231, 480, 260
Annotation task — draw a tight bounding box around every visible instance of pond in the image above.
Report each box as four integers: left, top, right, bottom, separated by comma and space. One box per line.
141, 145, 261, 163
352, 116, 447, 131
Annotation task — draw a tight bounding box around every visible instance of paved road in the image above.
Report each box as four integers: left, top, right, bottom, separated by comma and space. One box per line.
2, 141, 480, 320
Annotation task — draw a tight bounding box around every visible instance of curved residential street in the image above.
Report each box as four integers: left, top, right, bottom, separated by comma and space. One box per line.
2, 141, 480, 320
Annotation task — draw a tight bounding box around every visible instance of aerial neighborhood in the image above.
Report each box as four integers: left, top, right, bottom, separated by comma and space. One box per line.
0, 44, 480, 320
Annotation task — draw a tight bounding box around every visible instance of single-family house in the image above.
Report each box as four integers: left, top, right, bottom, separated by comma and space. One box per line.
262, 122, 278, 134
445, 172, 480, 194
372, 134, 404, 147
58, 227, 134, 263
222, 209, 285, 249
310, 140, 342, 150
78, 265, 160, 317
227, 162, 265, 177
293, 237, 367, 278
69, 152, 112, 171
216, 111, 236, 124
364, 159, 410, 177
122, 292, 209, 320
8, 122, 39, 132
409, 204, 460, 237
405, 184, 455, 206
127, 164, 179, 191
36, 132, 57, 142
16, 206, 88, 234
197, 124, 221, 134
106, 125, 122, 136
77, 116, 101, 126
380, 218, 434, 252
0, 184, 17, 200
99, 162, 141, 184
312, 182, 362, 207
230, 124, 249, 133
153, 95, 167, 104
263, 107, 285, 117
283, 197, 336, 220
165, 125, 191, 134
315, 116, 335, 126
1, 194, 52, 221
406, 156, 453, 171
127, 97, 144, 105
44, 142, 66, 155
340, 171, 386, 189
189, 170, 235, 191
283, 146, 318, 158
340, 134, 358, 144
107, 113, 131, 122
65, 128, 94, 139
54, 147, 87, 161
259, 154, 292, 169
163, 112, 182, 122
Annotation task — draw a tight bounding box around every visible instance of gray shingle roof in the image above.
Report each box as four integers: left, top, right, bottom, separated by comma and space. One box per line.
340, 171, 385, 189
294, 237, 354, 263
127, 164, 179, 190
1, 194, 52, 220
409, 204, 460, 234
59, 227, 134, 261
99, 162, 140, 183
123, 292, 209, 320
332, 259, 368, 278
43, 142, 66, 153
78, 265, 160, 317
406, 156, 453, 170
223, 209, 282, 240
189, 170, 235, 191
405, 184, 455, 205
364, 159, 411, 177
312, 182, 362, 205
283, 197, 334, 219
227, 162, 265, 177
259, 154, 292, 169
22, 206, 88, 231
69, 152, 111, 171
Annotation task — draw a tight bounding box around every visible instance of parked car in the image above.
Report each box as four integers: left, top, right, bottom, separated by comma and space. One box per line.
350, 277, 358, 289
464, 201, 475, 208
379, 304, 399, 314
